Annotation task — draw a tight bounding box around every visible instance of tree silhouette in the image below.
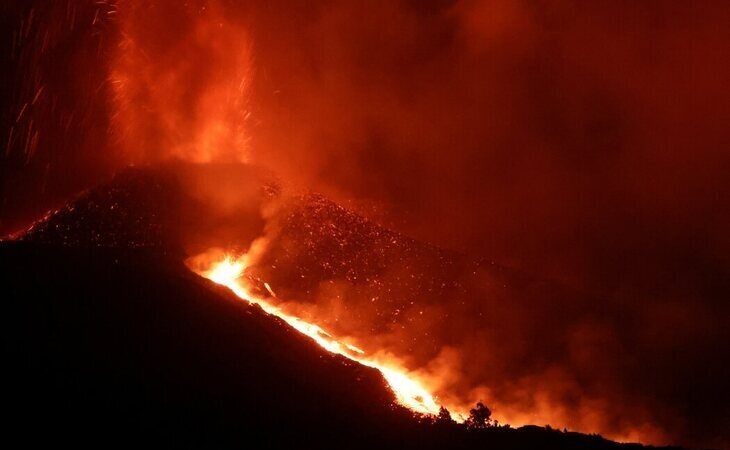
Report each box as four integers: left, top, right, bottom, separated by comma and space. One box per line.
434, 406, 455, 426
466, 401, 493, 429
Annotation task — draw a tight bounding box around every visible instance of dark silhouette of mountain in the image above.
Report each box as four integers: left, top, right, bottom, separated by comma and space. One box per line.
1, 166, 694, 449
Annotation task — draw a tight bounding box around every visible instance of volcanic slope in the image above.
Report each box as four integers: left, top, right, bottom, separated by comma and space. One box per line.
1, 166, 687, 449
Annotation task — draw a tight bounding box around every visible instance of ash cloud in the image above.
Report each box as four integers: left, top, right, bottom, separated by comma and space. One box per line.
242, 2, 729, 445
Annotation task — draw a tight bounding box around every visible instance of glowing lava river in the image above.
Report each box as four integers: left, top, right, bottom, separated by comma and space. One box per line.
188, 250, 461, 420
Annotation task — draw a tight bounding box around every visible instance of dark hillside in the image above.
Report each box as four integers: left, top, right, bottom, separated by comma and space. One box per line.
0, 167, 693, 449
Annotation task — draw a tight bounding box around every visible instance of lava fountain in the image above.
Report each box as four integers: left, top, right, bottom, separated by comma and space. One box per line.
111, 0, 463, 423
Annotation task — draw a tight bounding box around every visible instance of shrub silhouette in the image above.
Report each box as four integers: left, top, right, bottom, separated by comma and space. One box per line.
466, 401, 493, 429
434, 406, 456, 426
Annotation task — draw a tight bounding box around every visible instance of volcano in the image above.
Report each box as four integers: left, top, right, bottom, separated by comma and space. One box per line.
1, 166, 690, 449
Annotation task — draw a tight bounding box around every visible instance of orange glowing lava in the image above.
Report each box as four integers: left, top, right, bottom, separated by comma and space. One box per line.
188, 250, 462, 419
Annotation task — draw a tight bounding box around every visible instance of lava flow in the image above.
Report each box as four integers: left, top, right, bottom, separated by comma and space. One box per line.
188, 249, 460, 420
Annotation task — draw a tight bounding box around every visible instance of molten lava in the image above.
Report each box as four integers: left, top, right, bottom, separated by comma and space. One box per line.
188, 249, 461, 420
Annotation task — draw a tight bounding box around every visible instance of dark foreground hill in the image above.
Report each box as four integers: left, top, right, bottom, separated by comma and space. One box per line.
0, 167, 690, 449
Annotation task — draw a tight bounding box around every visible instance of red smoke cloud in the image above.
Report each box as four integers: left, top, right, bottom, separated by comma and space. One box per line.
110, 0, 253, 164
243, 5, 729, 444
